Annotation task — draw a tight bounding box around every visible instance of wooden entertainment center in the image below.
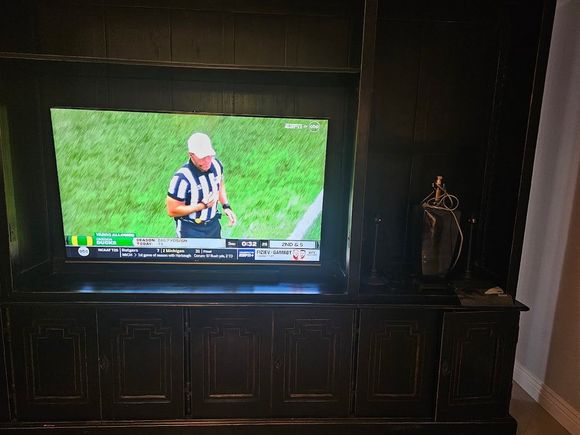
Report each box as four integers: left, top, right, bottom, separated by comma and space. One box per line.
0, 0, 556, 433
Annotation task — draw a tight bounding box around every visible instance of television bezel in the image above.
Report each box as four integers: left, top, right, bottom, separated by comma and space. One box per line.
44, 106, 348, 284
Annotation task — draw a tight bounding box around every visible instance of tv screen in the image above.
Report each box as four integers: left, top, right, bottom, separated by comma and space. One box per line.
50, 108, 328, 265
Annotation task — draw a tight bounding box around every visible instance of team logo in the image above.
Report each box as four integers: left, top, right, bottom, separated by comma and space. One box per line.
291, 249, 307, 261
78, 246, 90, 257
308, 121, 321, 132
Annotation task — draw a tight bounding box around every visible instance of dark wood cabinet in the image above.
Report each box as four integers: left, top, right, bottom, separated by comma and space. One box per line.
8, 306, 100, 422
436, 311, 519, 421
0, 0, 554, 432
97, 307, 184, 420
189, 307, 272, 418
271, 308, 354, 417
355, 308, 440, 418
0, 303, 524, 432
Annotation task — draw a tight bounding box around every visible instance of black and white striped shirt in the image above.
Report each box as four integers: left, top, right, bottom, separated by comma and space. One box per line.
167, 159, 223, 222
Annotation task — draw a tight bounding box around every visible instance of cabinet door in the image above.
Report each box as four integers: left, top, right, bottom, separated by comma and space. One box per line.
98, 307, 184, 420
272, 308, 354, 417
436, 311, 518, 421
190, 307, 272, 418
355, 309, 440, 418
9, 306, 100, 421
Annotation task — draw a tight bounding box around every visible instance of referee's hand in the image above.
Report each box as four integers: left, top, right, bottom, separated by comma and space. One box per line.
202, 192, 217, 208
224, 208, 237, 226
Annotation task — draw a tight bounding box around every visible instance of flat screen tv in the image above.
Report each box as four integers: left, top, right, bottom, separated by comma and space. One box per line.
50, 108, 329, 266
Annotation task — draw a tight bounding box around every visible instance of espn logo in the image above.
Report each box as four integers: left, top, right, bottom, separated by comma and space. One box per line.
238, 249, 255, 259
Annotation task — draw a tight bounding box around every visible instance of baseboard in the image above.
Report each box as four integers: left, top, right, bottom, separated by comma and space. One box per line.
514, 361, 580, 434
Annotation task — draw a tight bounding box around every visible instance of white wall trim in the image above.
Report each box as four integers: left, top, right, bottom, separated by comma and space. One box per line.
514, 361, 580, 434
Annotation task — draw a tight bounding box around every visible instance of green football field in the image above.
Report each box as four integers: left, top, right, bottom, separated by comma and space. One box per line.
51, 108, 327, 241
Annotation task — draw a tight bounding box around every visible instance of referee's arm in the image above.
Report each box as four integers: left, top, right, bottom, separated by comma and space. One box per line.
166, 196, 207, 218
218, 179, 237, 226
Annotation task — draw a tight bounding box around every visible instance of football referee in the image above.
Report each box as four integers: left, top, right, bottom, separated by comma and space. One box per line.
165, 132, 237, 238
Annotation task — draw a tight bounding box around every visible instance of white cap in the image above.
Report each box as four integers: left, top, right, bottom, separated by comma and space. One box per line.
187, 133, 215, 158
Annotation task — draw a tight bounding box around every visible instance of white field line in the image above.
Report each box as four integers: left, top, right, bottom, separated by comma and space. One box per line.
289, 190, 324, 240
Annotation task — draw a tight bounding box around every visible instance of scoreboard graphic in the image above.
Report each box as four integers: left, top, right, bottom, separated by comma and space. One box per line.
65, 233, 320, 263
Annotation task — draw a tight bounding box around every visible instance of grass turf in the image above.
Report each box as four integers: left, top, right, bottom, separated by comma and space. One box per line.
51, 108, 327, 241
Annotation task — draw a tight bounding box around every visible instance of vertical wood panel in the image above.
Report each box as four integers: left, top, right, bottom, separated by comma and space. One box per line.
272, 307, 353, 417
436, 311, 519, 421
98, 307, 184, 420
9, 306, 100, 421
370, 21, 421, 153
106, 7, 171, 61
286, 16, 350, 68
0, 1, 37, 53
363, 152, 413, 269
356, 309, 440, 417
347, 0, 378, 293
37, 1, 106, 57
233, 83, 292, 116
412, 23, 494, 152
107, 77, 172, 110
171, 10, 234, 64
3, 70, 50, 273
233, 14, 286, 66
172, 80, 234, 114
190, 308, 271, 418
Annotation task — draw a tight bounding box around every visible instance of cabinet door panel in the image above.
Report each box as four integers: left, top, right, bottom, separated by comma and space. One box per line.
190, 308, 272, 418
436, 311, 518, 421
98, 307, 184, 420
356, 309, 440, 417
272, 308, 354, 417
9, 306, 100, 421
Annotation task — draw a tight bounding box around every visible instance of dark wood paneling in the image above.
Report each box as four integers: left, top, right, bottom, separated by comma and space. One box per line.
171, 10, 234, 64
233, 14, 287, 66
233, 0, 350, 17
190, 307, 272, 418
412, 23, 493, 152
479, 0, 552, 293
272, 307, 353, 417
364, 15, 497, 272
355, 309, 440, 417
107, 77, 173, 111
9, 306, 100, 421
370, 21, 421, 153
286, 16, 350, 68
232, 83, 293, 116
378, 0, 501, 23
98, 307, 184, 420
2, 70, 50, 274
37, 1, 106, 57
171, 80, 234, 114
106, 7, 171, 61
436, 311, 518, 421
0, 1, 37, 53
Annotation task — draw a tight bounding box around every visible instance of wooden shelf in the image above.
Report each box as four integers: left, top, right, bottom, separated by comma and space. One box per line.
0, 52, 360, 77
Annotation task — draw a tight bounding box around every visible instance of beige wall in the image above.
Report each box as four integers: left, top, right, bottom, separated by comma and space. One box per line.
515, 0, 580, 414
